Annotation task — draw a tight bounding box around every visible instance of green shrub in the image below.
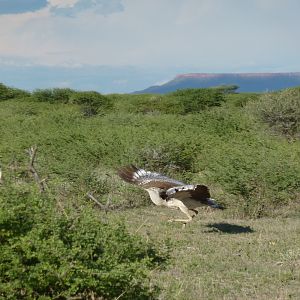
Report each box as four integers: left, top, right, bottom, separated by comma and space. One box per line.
247, 88, 300, 138
70, 91, 112, 116
0, 83, 30, 101
116, 94, 182, 115
0, 185, 166, 299
1, 86, 299, 222
139, 144, 194, 173
111, 89, 224, 115
195, 133, 300, 217
213, 84, 239, 94
170, 88, 225, 114
31, 89, 112, 116
32, 88, 75, 103
225, 93, 259, 108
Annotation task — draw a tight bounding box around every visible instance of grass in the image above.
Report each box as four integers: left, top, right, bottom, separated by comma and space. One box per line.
108, 207, 300, 299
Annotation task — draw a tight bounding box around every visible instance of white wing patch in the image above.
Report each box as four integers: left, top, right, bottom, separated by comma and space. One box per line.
166, 185, 197, 197
118, 165, 185, 189
132, 169, 153, 182
132, 168, 184, 186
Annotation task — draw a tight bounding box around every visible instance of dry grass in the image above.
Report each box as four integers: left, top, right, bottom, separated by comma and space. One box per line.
108, 207, 300, 299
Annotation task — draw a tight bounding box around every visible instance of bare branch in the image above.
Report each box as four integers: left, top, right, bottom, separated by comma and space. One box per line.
86, 192, 110, 212
105, 195, 111, 209
0, 167, 3, 185
135, 218, 149, 234
56, 197, 69, 219
26, 146, 47, 193
115, 290, 127, 300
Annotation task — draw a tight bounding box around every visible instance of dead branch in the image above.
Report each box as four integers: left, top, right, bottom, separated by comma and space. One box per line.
115, 290, 127, 300
0, 167, 3, 185
26, 146, 47, 193
86, 192, 111, 212
56, 197, 69, 219
135, 218, 149, 233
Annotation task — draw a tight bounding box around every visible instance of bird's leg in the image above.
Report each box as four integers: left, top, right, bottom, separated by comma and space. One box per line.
168, 216, 192, 223
168, 205, 193, 225
168, 216, 192, 229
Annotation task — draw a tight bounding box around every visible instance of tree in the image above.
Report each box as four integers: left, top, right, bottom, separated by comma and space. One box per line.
0, 83, 30, 101
70, 91, 113, 116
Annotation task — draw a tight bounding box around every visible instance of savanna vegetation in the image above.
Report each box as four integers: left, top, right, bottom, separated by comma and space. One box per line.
0, 83, 299, 299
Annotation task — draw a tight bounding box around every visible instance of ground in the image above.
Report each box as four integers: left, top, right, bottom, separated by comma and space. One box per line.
108, 207, 300, 299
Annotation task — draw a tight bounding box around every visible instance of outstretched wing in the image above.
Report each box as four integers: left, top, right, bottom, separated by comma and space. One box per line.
166, 184, 210, 200
117, 165, 185, 190
165, 184, 224, 209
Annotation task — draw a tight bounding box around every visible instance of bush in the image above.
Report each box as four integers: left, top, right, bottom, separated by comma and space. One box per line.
0, 186, 166, 299
113, 94, 183, 115
247, 88, 300, 138
31, 89, 112, 116
225, 93, 259, 108
170, 88, 225, 114
0, 83, 30, 101
32, 88, 75, 103
212, 84, 239, 94
1, 86, 299, 221
113, 89, 225, 115
70, 91, 112, 116
139, 144, 194, 173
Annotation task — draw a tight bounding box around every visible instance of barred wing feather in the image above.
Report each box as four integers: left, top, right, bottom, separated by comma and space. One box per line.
166, 184, 211, 203
118, 165, 185, 189
118, 165, 224, 217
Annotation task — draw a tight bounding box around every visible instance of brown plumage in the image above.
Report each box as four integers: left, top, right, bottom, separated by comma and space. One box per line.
118, 165, 224, 225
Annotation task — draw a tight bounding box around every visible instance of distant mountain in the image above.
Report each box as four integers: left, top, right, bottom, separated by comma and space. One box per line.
132, 72, 300, 94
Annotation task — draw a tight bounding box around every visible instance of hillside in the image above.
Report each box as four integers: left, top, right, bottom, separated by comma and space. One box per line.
0, 84, 300, 299
133, 72, 300, 94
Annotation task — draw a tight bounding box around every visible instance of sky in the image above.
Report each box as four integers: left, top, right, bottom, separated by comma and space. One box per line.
0, 0, 300, 93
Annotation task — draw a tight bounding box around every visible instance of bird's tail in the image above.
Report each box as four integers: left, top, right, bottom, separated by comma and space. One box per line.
207, 198, 225, 210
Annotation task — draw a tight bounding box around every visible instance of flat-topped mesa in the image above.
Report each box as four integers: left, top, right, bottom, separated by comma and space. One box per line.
175, 72, 300, 79
133, 72, 300, 94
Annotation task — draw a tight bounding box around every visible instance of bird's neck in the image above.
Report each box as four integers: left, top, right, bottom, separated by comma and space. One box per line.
146, 189, 166, 206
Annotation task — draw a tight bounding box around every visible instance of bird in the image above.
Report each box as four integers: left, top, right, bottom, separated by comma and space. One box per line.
117, 165, 224, 225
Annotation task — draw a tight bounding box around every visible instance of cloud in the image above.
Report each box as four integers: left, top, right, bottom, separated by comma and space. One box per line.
1, 0, 300, 93
0, 0, 48, 15
0, 0, 123, 16
48, 0, 78, 8
0, 0, 300, 74
113, 79, 128, 86
50, 0, 124, 17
